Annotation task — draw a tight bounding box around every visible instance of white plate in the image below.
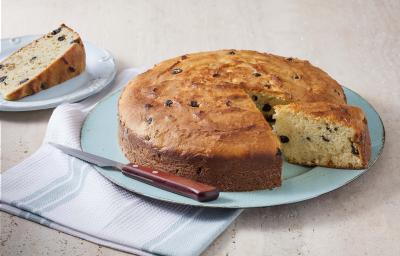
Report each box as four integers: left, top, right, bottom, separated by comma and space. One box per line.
0, 35, 117, 111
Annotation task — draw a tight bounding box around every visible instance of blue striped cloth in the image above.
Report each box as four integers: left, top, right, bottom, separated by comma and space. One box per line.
0, 69, 242, 256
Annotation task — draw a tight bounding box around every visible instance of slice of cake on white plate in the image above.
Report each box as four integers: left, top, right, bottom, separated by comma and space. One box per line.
273, 102, 371, 169
0, 24, 85, 100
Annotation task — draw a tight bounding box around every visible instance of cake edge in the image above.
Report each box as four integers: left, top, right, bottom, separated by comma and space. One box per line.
118, 119, 282, 192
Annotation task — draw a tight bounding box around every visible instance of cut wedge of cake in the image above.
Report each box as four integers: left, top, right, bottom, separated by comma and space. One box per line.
273, 102, 371, 169
0, 24, 85, 100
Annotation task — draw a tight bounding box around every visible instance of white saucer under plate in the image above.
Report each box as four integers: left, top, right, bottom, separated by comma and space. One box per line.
0, 35, 117, 111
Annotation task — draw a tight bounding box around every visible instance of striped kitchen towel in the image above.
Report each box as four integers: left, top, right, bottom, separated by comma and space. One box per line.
0, 68, 242, 256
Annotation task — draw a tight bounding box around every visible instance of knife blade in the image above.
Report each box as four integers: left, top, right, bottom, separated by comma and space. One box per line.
49, 142, 219, 202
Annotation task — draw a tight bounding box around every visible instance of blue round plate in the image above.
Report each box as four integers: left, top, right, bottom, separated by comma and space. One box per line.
0, 35, 116, 111
81, 87, 385, 208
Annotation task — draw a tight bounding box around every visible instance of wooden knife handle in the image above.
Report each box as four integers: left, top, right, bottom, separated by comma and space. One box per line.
121, 163, 220, 202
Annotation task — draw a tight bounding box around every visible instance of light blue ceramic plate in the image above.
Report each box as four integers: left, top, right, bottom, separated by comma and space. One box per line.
81, 88, 385, 208
0, 35, 116, 111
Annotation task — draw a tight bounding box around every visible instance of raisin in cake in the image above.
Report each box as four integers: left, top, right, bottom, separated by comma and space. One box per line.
273, 102, 371, 169
118, 50, 348, 191
0, 24, 85, 100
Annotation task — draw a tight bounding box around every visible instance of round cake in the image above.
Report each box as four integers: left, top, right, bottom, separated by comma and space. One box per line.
118, 50, 346, 191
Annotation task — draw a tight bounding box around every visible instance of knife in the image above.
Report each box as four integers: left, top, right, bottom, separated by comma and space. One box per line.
49, 143, 219, 202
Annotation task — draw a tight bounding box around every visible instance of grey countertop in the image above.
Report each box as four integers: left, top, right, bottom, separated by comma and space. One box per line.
1, 0, 399, 255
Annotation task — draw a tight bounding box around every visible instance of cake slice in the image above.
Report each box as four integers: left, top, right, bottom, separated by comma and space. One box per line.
0, 24, 85, 100
273, 102, 371, 169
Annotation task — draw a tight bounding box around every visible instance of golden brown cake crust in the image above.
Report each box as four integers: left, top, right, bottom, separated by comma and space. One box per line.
118, 50, 347, 191
119, 123, 282, 191
275, 102, 367, 131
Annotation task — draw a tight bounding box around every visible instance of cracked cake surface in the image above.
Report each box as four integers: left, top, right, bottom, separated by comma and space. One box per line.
118, 49, 349, 191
